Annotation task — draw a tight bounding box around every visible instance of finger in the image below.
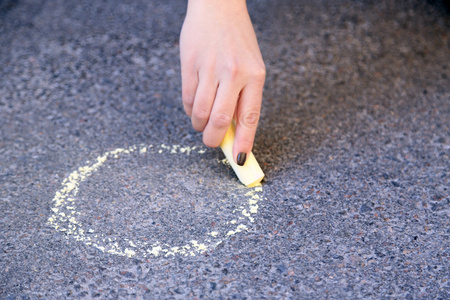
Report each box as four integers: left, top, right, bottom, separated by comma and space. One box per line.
202, 81, 241, 148
233, 82, 263, 164
181, 63, 198, 117
190, 73, 218, 132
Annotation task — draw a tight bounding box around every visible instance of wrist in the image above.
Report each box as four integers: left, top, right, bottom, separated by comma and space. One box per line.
187, 0, 247, 14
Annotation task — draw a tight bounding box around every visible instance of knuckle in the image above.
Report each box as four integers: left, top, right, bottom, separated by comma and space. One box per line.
183, 95, 194, 107
223, 60, 266, 82
224, 61, 240, 79
192, 108, 209, 122
199, 56, 217, 74
252, 64, 266, 83
240, 111, 260, 127
203, 62, 216, 75
210, 112, 232, 129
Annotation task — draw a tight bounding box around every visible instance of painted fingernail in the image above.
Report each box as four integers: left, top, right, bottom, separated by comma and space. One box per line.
237, 152, 247, 166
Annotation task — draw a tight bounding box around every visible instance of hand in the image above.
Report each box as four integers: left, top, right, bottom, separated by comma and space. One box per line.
180, 0, 265, 165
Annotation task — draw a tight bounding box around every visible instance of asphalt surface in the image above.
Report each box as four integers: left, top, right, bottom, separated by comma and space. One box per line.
1, 0, 449, 299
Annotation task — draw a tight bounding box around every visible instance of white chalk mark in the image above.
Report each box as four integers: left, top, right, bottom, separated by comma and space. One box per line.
47, 143, 265, 258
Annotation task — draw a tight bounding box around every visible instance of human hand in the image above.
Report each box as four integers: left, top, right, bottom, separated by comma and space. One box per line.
180, 0, 265, 165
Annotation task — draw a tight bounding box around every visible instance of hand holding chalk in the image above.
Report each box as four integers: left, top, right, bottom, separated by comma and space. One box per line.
180, 0, 265, 159
220, 122, 265, 187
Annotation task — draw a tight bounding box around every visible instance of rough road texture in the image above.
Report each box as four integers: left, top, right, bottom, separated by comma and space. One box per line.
1, 0, 449, 299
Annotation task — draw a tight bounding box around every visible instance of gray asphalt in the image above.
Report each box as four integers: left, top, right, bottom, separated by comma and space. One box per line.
1, 0, 449, 299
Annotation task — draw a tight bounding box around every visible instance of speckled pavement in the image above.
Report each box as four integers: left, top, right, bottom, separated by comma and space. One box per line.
1, 0, 449, 299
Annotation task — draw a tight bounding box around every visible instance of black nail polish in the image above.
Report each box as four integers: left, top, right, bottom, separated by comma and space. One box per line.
237, 152, 247, 166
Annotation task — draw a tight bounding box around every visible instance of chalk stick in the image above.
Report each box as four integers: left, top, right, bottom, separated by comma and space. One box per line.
220, 122, 265, 187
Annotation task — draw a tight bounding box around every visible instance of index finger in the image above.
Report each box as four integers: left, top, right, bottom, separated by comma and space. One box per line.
233, 81, 264, 164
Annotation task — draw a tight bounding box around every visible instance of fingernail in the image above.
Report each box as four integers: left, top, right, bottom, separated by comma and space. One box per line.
237, 152, 247, 166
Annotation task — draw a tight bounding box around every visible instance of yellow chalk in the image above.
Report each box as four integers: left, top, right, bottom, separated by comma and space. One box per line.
220, 122, 265, 187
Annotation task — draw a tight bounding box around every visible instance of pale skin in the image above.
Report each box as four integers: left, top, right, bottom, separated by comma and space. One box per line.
180, 0, 266, 165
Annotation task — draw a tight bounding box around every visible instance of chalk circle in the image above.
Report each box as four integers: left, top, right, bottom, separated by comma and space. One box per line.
47, 144, 264, 258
